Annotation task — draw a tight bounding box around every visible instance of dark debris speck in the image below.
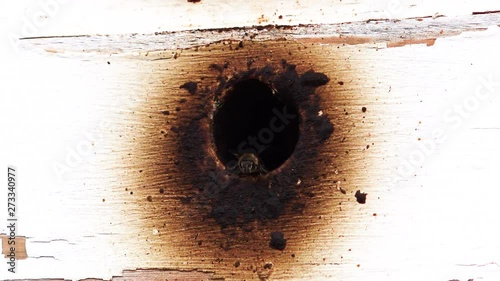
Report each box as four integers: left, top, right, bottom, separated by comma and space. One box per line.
355, 190, 367, 204
264, 263, 273, 269
269, 232, 287, 250
180, 81, 198, 95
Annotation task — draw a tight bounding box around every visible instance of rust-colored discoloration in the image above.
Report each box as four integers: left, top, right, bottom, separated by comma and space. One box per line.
388, 38, 437, 48
1, 234, 28, 260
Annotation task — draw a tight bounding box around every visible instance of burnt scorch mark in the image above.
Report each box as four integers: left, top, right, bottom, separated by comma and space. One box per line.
180, 81, 198, 95
173, 60, 333, 228
355, 190, 367, 204
269, 232, 287, 250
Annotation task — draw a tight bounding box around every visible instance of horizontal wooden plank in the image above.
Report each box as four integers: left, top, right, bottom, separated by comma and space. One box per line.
6, 269, 222, 281
16, 12, 500, 55
2, 0, 500, 37
1, 10, 500, 281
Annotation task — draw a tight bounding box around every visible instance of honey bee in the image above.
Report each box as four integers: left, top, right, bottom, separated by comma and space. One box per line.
228, 152, 268, 175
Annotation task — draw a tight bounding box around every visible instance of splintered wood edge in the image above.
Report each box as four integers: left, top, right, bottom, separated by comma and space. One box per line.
17, 12, 500, 55
6, 269, 225, 281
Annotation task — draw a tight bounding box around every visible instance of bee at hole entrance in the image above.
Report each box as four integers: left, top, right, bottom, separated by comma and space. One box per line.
228, 152, 268, 175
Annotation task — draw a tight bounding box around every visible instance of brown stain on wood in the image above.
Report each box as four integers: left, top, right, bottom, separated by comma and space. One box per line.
105, 39, 384, 280
387, 38, 437, 48
1, 235, 28, 260
300, 36, 442, 49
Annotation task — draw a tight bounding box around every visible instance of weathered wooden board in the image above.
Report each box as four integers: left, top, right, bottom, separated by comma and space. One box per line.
13, 12, 500, 55
2, 0, 500, 37
1, 3, 500, 281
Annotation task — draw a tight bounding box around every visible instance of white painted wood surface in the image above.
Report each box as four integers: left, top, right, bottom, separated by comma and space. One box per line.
1, 0, 500, 37
1, 1, 500, 281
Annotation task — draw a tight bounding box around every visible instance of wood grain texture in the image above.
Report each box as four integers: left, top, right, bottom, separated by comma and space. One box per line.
1, 7, 500, 281
3, 0, 500, 38
17, 12, 500, 55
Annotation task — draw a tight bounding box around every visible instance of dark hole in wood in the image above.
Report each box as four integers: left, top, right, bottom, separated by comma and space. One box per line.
213, 79, 300, 173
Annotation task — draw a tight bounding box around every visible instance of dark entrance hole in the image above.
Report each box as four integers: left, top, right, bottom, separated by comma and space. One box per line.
213, 79, 300, 173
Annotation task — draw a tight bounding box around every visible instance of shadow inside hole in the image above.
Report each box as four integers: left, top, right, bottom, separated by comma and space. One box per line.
213, 79, 300, 172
